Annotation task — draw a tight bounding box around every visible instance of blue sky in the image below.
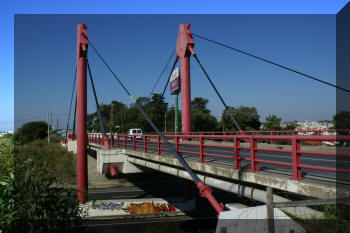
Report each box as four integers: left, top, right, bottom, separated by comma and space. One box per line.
1, 0, 349, 131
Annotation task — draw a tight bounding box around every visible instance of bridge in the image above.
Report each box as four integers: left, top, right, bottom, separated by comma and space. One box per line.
64, 22, 350, 224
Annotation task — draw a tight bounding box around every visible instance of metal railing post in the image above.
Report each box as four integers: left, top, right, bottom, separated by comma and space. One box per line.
234, 136, 241, 169
133, 135, 136, 151
223, 131, 227, 143
317, 130, 322, 146
158, 135, 162, 155
175, 135, 180, 152
270, 131, 274, 144
144, 136, 148, 153
124, 135, 127, 149
291, 136, 303, 180
250, 136, 258, 172
200, 136, 205, 163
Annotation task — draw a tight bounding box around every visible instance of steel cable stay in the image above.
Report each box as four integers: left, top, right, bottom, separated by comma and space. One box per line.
65, 68, 77, 140
87, 58, 108, 138
149, 49, 176, 98
192, 33, 350, 94
192, 53, 242, 131
154, 56, 179, 109
72, 97, 77, 137
83, 33, 225, 214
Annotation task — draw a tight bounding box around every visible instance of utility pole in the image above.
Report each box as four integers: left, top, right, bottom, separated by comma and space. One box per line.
175, 93, 179, 134
50, 113, 53, 131
164, 111, 167, 132
120, 108, 123, 131
56, 118, 59, 131
47, 111, 50, 143
110, 101, 113, 132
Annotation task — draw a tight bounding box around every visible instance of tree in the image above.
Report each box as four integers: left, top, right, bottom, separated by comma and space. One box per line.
144, 94, 168, 132
190, 98, 218, 131
108, 101, 128, 133
15, 121, 48, 144
333, 111, 350, 129
263, 114, 282, 130
191, 97, 210, 114
221, 106, 261, 131
191, 109, 218, 131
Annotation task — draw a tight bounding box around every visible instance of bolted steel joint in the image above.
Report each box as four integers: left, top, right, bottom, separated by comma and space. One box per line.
197, 181, 212, 198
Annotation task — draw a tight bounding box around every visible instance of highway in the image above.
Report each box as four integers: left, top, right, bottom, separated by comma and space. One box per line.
110, 139, 350, 184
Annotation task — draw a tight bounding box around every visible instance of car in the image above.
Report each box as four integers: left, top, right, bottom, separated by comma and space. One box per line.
127, 128, 143, 140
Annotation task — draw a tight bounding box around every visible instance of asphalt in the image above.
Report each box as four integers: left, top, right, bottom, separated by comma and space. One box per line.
111, 139, 350, 184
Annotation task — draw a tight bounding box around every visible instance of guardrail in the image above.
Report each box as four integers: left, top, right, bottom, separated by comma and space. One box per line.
147, 129, 350, 146
87, 133, 350, 181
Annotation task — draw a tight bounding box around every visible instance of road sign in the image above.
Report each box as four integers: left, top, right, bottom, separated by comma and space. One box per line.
170, 67, 180, 95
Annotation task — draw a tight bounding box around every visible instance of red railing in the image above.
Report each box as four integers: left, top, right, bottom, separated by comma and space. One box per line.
87, 133, 350, 181
145, 129, 350, 145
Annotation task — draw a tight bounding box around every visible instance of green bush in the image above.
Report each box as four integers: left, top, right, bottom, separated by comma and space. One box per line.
15, 121, 48, 144
0, 140, 86, 233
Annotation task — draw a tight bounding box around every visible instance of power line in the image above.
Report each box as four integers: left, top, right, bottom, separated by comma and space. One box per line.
192, 33, 350, 94
149, 49, 175, 98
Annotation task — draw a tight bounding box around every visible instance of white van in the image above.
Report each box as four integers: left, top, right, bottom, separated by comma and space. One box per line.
127, 128, 143, 139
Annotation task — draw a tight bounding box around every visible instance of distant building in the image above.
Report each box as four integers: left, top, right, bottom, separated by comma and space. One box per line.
280, 120, 334, 131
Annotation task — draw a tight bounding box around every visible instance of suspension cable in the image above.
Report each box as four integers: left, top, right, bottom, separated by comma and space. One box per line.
65, 68, 77, 139
72, 96, 77, 136
192, 33, 350, 94
84, 34, 202, 183
160, 57, 178, 100
153, 56, 179, 109
149, 49, 175, 98
192, 53, 242, 131
83, 33, 225, 214
87, 58, 107, 137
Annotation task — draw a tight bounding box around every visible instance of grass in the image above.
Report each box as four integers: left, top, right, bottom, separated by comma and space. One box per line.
14, 135, 76, 182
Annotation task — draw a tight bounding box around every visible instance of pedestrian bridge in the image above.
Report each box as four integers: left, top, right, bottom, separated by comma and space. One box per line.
67, 131, 350, 218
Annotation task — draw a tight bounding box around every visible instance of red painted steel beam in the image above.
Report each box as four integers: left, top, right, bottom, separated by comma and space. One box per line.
176, 23, 196, 200
76, 23, 88, 203
176, 23, 194, 134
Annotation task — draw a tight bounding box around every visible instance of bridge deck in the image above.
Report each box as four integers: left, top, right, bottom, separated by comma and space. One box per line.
102, 138, 350, 200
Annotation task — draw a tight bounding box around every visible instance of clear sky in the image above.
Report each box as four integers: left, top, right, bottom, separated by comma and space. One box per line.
1, 0, 349, 131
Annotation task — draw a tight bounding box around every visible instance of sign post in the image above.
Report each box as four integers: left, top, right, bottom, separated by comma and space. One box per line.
170, 67, 180, 134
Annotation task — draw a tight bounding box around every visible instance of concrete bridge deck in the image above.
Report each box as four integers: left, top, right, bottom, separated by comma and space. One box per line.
83, 139, 350, 200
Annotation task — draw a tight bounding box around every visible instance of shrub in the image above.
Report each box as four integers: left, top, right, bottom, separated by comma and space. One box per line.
15, 121, 48, 144
0, 140, 86, 233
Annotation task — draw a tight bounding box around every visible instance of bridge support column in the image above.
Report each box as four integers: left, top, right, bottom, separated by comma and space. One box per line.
180, 55, 191, 134
76, 23, 88, 203
176, 23, 195, 199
